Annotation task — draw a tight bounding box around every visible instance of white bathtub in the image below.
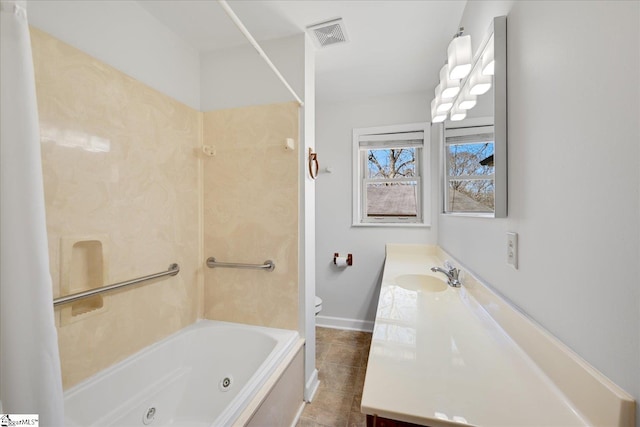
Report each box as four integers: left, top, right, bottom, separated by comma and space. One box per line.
63, 320, 300, 427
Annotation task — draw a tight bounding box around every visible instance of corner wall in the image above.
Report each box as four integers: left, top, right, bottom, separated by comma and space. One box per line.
438, 1, 640, 419
315, 91, 438, 330
202, 102, 300, 330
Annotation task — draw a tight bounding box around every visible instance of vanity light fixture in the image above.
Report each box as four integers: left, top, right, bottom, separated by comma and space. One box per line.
449, 101, 467, 121
434, 84, 454, 112
447, 28, 472, 79
469, 70, 492, 95
458, 86, 477, 110
431, 100, 447, 123
429, 21, 498, 123
481, 35, 495, 75
439, 64, 461, 99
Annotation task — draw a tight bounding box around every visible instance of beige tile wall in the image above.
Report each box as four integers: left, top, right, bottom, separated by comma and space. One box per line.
31, 28, 203, 389
202, 103, 299, 330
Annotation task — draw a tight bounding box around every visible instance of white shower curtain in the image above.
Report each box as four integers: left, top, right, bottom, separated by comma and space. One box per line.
0, 0, 65, 424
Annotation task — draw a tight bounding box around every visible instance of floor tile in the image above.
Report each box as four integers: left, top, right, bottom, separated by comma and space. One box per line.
354, 367, 367, 397
297, 416, 332, 427
324, 342, 365, 367
316, 340, 330, 363
347, 410, 367, 427
318, 362, 359, 394
302, 327, 373, 427
362, 345, 370, 366
333, 329, 371, 347
302, 387, 352, 426
316, 326, 337, 343
351, 394, 362, 413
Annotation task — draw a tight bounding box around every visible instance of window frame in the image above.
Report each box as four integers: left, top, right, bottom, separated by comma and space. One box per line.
352, 122, 431, 227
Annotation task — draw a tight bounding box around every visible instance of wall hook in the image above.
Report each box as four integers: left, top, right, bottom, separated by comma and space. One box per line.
308, 147, 319, 180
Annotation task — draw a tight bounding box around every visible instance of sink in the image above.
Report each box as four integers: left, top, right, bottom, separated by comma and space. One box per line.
394, 274, 448, 292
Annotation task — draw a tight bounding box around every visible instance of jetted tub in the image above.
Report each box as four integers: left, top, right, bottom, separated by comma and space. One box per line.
63, 320, 301, 427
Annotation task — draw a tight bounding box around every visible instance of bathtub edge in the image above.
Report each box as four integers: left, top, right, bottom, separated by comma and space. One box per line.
234, 337, 305, 426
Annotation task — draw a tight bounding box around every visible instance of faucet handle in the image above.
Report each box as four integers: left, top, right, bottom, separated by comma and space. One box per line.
444, 260, 456, 271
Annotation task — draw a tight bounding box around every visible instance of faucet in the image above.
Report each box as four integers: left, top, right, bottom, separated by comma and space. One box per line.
430, 261, 461, 287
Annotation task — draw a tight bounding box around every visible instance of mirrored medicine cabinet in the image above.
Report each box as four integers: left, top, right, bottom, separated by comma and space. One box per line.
439, 16, 507, 218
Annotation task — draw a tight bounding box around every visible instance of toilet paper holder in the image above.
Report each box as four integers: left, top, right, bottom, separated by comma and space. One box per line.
333, 252, 353, 266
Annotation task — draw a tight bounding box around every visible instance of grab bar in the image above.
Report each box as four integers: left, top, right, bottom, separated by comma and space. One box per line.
53, 263, 180, 307
206, 257, 275, 272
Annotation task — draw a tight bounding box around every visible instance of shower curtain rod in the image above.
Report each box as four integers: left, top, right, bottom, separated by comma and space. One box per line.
217, 0, 304, 107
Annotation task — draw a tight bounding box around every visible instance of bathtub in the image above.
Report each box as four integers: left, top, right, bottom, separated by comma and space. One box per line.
63, 320, 302, 427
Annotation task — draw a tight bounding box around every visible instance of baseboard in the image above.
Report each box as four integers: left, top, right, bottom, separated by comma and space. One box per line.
304, 368, 319, 402
290, 401, 307, 427
315, 315, 374, 332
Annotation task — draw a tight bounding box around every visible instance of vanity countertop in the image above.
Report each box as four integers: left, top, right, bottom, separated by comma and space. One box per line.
361, 244, 592, 427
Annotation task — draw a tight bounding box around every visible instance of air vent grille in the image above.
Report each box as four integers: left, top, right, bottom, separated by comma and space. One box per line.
307, 18, 349, 48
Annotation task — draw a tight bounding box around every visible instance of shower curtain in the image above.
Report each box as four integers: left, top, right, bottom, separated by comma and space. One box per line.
0, 0, 64, 424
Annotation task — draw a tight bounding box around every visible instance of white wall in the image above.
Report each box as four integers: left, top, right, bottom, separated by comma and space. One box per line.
200, 35, 305, 111
439, 0, 640, 419
315, 91, 438, 330
27, 2, 306, 113
27, 0, 201, 110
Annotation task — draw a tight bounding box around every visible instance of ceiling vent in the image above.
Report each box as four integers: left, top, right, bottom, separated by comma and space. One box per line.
306, 18, 349, 49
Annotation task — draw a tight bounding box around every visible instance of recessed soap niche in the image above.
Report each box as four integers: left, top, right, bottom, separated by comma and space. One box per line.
59, 235, 109, 325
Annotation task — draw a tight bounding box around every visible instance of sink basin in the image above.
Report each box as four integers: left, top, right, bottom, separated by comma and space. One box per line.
394, 274, 448, 292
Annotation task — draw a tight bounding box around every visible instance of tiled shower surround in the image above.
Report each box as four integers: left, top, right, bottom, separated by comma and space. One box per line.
32, 27, 300, 389
203, 103, 300, 330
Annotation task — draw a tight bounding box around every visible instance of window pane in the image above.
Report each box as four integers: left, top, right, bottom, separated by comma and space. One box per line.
367, 148, 416, 179
367, 182, 418, 217
447, 179, 494, 212
447, 142, 494, 178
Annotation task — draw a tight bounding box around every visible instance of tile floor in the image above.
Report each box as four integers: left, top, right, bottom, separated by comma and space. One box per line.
297, 327, 373, 427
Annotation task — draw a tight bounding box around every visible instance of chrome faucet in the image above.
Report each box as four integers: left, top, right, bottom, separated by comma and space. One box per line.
431, 262, 461, 287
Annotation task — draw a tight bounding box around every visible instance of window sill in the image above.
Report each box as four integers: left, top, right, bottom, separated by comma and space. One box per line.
441, 212, 495, 218
351, 222, 431, 228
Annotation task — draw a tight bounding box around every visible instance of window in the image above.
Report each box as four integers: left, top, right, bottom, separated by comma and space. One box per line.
444, 124, 495, 214
353, 123, 430, 226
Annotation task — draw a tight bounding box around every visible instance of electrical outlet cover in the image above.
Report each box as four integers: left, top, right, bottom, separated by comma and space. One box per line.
507, 232, 518, 269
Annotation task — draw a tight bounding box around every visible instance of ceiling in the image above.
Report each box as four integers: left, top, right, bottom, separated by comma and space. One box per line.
136, 0, 467, 103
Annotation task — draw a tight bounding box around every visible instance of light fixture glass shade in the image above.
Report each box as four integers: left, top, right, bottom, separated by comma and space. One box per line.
431, 99, 447, 123
434, 84, 454, 112
458, 87, 477, 110
450, 103, 467, 121
437, 101, 453, 113
447, 34, 472, 80
439, 64, 460, 99
481, 35, 495, 75
469, 70, 492, 95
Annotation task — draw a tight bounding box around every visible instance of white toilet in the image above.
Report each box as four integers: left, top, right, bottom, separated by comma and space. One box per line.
314, 296, 323, 315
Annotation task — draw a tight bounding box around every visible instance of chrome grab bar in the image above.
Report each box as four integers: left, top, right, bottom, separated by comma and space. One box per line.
206, 257, 275, 272
53, 263, 180, 307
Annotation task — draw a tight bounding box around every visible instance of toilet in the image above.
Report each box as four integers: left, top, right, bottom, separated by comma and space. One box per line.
315, 296, 323, 315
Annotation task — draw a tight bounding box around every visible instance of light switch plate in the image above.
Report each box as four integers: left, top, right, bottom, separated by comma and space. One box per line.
507, 232, 518, 269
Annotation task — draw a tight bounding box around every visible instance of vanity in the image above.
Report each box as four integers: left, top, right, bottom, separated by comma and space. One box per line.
360, 244, 635, 427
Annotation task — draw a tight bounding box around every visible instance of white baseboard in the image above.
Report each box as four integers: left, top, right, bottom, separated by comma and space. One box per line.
315, 315, 374, 332
290, 401, 307, 427
304, 368, 319, 402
